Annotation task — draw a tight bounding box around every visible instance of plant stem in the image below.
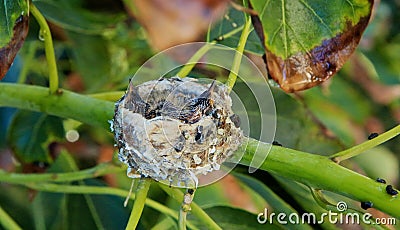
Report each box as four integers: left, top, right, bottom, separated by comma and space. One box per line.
176, 25, 244, 79
30, 3, 59, 94
0, 205, 22, 230
24, 183, 197, 229
225, 16, 252, 93
239, 137, 400, 219
0, 83, 114, 130
88, 91, 125, 102
0, 162, 123, 184
159, 185, 222, 230
177, 42, 216, 78
309, 188, 390, 230
330, 125, 400, 163
125, 178, 152, 230
1, 83, 400, 218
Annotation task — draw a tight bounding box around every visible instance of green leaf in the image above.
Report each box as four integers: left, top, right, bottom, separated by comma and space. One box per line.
7, 110, 65, 163
65, 31, 112, 92
193, 182, 231, 208
232, 81, 344, 153
250, 0, 373, 92
32, 0, 126, 35
272, 88, 344, 154
32, 152, 129, 230
209, 6, 263, 54
0, 184, 34, 229
273, 176, 342, 230
0, 0, 29, 79
233, 173, 313, 230
353, 146, 399, 185
301, 75, 373, 146
0, 0, 28, 46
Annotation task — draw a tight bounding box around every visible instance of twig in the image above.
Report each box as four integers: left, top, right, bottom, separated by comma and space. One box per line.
125, 178, 152, 230
30, 3, 59, 94
230, 1, 258, 15
225, 15, 252, 92
330, 125, 400, 163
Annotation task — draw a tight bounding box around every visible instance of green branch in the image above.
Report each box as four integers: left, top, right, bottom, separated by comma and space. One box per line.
30, 3, 59, 94
0, 83, 114, 130
88, 91, 124, 102
126, 178, 152, 230
330, 125, 400, 162
176, 25, 244, 78
1, 83, 399, 218
0, 162, 123, 184
177, 42, 216, 78
239, 138, 400, 219
226, 16, 252, 92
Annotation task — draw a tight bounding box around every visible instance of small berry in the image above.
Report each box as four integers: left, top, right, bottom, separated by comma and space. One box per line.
368, 133, 379, 140
386, 185, 398, 196
360, 201, 373, 210
376, 178, 386, 184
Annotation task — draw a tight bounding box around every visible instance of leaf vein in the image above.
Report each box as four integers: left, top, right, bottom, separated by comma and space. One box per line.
298, 0, 334, 36
286, 23, 309, 54
270, 22, 283, 46
344, 0, 356, 21
281, 0, 288, 58
259, 0, 272, 18
4, 0, 10, 35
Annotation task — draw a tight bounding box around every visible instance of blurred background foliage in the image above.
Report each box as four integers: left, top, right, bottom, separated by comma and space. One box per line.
0, 0, 399, 229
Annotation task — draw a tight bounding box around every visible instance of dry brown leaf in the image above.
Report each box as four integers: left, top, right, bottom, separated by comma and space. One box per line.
127, 0, 229, 50
0, 15, 29, 79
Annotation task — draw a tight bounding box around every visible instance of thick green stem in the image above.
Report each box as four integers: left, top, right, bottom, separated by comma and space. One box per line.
30, 3, 59, 94
0, 205, 22, 230
88, 91, 124, 102
225, 16, 252, 92
1, 83, 399, 218
0, 83, 114, 130
330, 125, 400, 162
239, 138, 400, 219
125, 178, 152, 230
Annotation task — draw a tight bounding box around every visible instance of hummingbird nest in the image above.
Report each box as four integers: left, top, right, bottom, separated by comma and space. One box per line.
112, 77, 243, 187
